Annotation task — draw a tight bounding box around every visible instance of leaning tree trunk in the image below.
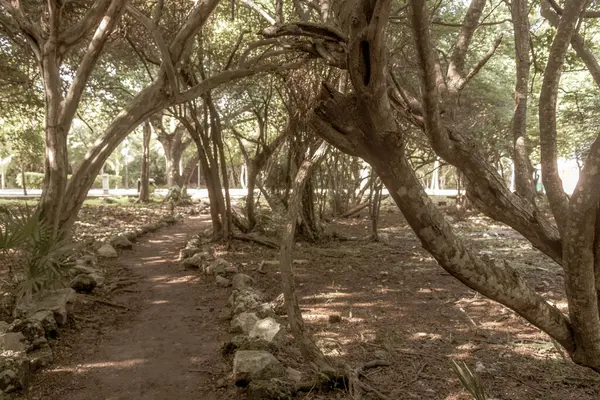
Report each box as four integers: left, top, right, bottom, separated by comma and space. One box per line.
278, 140, 336, 375
510, 0, 536, 203
138, 120, 152, 203
308, 0, 577, 366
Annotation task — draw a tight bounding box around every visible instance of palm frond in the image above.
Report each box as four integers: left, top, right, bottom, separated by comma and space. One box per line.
450, 360, 487, 400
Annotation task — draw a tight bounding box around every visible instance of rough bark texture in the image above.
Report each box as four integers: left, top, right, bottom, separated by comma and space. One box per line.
138, 120, 152, 203
511, 0, 536, 203
278, 140, 336, 374
306, 0, 577, 361
538, 0, 587, 232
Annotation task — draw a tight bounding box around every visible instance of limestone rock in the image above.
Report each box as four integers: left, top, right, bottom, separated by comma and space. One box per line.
182, 252, 209, 269
230, 312, 259, 334
15, 288, 76, 326
28, 311, 58, 338
231, 289, 264, 315
232, 274, 254, 291
286, 367, 302, 383
216, 276, 231, 288
27, 345, 53, 371
71, 265, 105, 287
249, 318, 281, 343
209, 258, 235, 276
0, 356, 29, 392
76, 255, 97, 266
179, 247, 203, 260
97, 243, 117, 258
221, 336, 275, 356
233, 350, 284, 386
247, 379, 294, 400
111, 235, 133, 250
256, 303, 276, 319
269, 294, 286, 316
0, 333, 27, 354
123, 230, 138, 242
71, 274, 97, 293
8, 319, 44, 343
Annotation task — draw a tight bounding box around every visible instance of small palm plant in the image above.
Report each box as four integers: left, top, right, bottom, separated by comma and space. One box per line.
0, 206, 74, 299
451, 359, 487, 400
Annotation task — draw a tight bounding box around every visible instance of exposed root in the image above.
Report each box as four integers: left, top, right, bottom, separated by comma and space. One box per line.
79, 294, 131, 310
233, 233, 279, 249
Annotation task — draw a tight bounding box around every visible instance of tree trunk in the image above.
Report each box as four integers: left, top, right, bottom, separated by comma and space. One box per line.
511, 0, 536, 203
138, 120, 151, 202
20, 165, 27, 196
308, 0, 577, 363
246, 162, 258, 230
279, 140, 336, 375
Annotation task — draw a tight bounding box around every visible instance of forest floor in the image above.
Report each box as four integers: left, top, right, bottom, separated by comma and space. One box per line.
12, 202, 600, 399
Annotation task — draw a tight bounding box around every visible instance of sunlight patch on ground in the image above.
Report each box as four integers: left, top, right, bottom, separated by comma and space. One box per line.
307, 291, 353, 300
150, 275, 196, 284
50, 359, 146, 373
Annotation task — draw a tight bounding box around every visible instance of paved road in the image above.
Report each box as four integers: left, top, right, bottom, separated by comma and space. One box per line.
0, 187, 460, 199
0, 188, 251, 199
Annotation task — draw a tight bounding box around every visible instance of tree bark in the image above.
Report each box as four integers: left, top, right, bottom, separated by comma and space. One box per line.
308, 0, 577, 365
510, 0, 536, 203
279, 140, 336, 374
138, 120, 151, 202
539, 0, 587, 232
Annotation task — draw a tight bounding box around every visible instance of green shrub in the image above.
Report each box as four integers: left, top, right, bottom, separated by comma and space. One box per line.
164, 186, 192, 205
15, 172, 44, 189
0, 207, 74, 299
16, 173, 122, 189
450, 360, 487, 400
91, 174, 122, 189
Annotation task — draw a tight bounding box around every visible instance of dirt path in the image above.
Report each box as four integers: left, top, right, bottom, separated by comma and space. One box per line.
22, 216, 237, 400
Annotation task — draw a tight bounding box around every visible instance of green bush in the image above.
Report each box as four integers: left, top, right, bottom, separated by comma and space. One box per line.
16, 172, 122, 189
0, 207, 74, 299
15, 172, 44, 189
91, 174, 122, 189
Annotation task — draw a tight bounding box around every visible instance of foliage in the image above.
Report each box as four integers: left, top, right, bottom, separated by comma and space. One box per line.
164, 186, 192, 205
450, 360, 487, 400
15, 173, 122, 189
0, 207, 74, 299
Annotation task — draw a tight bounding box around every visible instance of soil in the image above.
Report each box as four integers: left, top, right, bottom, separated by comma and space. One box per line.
17, 215, 238, 400
13, 205, 600, 400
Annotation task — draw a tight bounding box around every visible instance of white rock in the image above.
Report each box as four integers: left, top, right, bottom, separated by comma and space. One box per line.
216, 276, 231, 287
230, 312, 259, 334
286, 367, 302, 382
14, 288, 76, 326
0, 332, 26, 354
97, 244, 117, 258
233, 350, 284, 386
232, 274, 254, 290
249, 317, 281, 343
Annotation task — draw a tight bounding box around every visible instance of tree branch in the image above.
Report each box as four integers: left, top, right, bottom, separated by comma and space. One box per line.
60, 0, 111, 49
240, 0, 275, 24
457, 33, 503, 91
541, 2, 600, 87
539, 0, 587, 232
546, 0, 600, 18
127, 4, 179, 95
446, 0, 486, 91
59, 0, 127, 130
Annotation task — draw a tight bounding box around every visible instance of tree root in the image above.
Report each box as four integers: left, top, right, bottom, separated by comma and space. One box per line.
79, 294, 131, 310
233, 233, 279, 249
347, 360, 392, 400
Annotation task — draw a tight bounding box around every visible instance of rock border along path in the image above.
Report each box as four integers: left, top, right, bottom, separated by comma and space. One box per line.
20, 215, 238, 400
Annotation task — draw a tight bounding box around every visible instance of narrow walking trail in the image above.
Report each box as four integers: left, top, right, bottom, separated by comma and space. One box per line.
23, 216, 237, 400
